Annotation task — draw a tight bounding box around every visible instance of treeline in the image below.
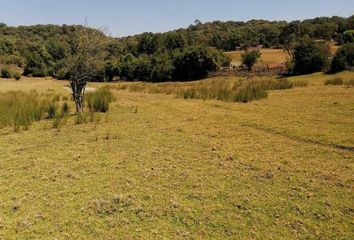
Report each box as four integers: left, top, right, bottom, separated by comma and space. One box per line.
0, 15, 353, 81
0, 24, 229, 81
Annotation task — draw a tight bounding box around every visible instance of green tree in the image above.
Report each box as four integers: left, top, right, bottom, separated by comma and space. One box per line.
164, 31, 186, 50
343, 30, 354, 43
135, 55, 152, 80
137, 32, 158, 55
151, 53, 174, 82
292, 39, 330, 74
23, 53, 48, 77
241, 50, 261, 70
330, 43, 354, 72
119, 54, 138, 80
64, 27, 107, 112
173, 46, 227, 80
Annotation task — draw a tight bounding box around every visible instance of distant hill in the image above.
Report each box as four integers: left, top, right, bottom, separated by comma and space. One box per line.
0, 15, 353, 81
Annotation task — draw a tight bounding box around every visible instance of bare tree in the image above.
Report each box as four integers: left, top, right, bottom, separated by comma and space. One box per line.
65, 25, 107, 113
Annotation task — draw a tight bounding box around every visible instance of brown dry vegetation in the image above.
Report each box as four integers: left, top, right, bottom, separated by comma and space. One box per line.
0, 72, 353, 239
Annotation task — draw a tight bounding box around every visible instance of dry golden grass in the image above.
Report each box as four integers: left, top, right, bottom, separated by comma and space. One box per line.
225, 49, 289, 68
226, 45, 340, 69
0, 72, 353, 239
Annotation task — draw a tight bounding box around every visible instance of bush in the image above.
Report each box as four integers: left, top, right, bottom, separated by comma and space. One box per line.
241, 50, 261, 70
293, 39, 331, 74
86, 88, 114, 113
13, 72, 21, 80
324, 77, 344, 86
330, 43, 354, 73
1, 68, 12, 78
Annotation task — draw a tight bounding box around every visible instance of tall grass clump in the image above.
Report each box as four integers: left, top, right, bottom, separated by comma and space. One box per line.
292, 79, 308, 87
345, 79, 354, 87
75, 112, 88, 125
269, 78, 294, 90
324, 77, 344, 86
47, 102, 58, 119
52, 102, 70, 130
117, 77, 297, 104
61, 102, 70, 116
86, 88, 114, 113
0, 91, 50, 132
234, 80, 268, 103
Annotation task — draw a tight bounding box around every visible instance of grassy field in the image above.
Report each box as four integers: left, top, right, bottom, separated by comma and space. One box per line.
225, 49, 289, 68
226, 46, 340, 69
0, 72, 354, 239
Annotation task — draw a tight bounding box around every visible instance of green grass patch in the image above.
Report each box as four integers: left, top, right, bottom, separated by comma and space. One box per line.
86, 88, 115, 113
0, 91, 50, 131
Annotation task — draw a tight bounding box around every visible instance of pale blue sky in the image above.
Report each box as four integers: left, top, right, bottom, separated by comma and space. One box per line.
0, 0, 353, 37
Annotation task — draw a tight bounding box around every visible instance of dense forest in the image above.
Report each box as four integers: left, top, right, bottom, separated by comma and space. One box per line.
0, 15, 354, 81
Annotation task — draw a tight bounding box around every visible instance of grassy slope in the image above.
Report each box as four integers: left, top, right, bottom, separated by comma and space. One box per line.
0, 72, 353, 239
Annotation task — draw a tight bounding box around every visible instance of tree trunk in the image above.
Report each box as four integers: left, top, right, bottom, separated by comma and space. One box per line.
71, 81, 87, 113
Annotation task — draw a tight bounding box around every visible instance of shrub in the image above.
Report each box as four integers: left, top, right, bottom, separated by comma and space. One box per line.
241, 50, 261, 70
1, 68, 12, 78
324, 77, 344, 86
13, 72, 21, 80
86, 88, 114, 113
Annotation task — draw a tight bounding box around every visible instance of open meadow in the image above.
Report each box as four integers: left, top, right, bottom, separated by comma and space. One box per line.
225, 45, 340, 69
225, 49, 290, 68
0, 72, 353, 239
